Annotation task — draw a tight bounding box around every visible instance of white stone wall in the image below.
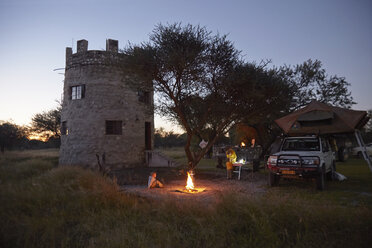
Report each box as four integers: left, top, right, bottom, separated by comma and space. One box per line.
59, 42, 154, 169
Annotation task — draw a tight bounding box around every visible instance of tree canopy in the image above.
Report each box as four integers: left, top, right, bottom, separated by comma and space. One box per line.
278, 59, 355, 111
247, 59, 356, 155
122, 23, 355, 168
30, 105, 61, 140
123, 23, 292, 168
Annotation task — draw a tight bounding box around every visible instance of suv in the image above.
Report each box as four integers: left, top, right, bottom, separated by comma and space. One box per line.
352, 143, 372, 157
267, 136, 335, 190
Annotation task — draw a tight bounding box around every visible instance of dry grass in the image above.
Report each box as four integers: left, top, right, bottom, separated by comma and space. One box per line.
0, 149, 371, 247
0, 148, 59, 159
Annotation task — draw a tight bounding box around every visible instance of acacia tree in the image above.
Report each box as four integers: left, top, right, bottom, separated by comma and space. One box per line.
233, 59, 356, 156
278, 59, 355, 111
31, 105, 61, 140
123, 23, 292, 169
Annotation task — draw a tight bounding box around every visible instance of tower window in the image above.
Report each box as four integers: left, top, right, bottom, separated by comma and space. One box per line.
138, 90, 150, 104
105, 120, 122, 135
71, 85, 85, 100
61, 121, 68, 135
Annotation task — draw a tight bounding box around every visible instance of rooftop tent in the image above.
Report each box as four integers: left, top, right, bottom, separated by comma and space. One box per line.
275, 101, 372, 172
275, 101, 369, 135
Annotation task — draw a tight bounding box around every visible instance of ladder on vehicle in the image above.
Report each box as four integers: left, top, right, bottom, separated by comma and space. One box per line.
355, 130, 372, 172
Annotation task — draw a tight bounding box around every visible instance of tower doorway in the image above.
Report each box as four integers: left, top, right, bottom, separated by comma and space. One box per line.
145, 122, 152, 150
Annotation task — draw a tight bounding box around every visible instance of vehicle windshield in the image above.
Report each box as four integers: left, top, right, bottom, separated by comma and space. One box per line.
282, 138, 320, 151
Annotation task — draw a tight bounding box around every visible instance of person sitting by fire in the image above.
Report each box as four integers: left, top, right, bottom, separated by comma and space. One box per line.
148, 171, 164, 189
226, 148, 237, 179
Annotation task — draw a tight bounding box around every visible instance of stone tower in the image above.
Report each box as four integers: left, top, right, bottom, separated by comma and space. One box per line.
59, 39, 154, 169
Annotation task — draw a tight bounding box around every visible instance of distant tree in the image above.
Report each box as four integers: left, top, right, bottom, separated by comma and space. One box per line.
0, 121, 27, 153
31, 105, 61, 140
123, 23, 292, 169
278, 59, 355, 111
154, 127, 185, 147
154, 128, 186, 148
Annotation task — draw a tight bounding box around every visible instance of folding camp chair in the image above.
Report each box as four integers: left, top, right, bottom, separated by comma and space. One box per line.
233, 163, 243, 180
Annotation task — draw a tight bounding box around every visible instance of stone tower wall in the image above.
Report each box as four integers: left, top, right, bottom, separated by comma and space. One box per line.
59, 39, 154, 169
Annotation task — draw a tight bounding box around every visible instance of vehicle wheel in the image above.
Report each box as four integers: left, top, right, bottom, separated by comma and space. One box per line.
268, 172, 280, 186
253, 161, 260, 172
327, 162, 336, 181
316, 168, 325, 191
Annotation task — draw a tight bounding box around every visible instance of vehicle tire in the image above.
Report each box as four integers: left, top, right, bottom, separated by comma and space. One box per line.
327, 162, 336, 181
253, 161, 260, 172
316, 167, 325, 191
268, 172, 280, 186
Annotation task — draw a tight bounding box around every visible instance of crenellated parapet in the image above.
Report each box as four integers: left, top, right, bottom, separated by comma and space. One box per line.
65, 39, 125, 70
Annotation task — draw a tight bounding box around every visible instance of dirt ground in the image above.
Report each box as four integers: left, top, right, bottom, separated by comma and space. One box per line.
119, 169, 268, 203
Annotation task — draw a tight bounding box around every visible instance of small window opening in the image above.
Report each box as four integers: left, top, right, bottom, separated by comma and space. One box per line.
71, 85, 85, 100
106, 120, 122, 135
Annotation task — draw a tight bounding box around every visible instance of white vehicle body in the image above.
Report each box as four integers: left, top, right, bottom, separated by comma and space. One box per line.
267, 136, 335, 190
352, 143, 372, 156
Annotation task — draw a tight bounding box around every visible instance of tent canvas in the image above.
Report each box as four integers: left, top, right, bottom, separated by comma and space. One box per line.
275, 101, 369, 135
275, 101, 372, 172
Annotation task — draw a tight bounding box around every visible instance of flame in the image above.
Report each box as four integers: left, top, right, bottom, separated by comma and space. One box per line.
185, 172, 195, 191
241, 141, 246, 147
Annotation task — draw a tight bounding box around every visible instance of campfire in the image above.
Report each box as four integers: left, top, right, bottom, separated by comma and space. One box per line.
177, 171, 205, 194
185, 172, 198, 192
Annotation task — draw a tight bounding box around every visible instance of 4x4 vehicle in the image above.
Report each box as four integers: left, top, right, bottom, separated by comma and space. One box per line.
266, 136, 335, 190
352, 143, 372, 157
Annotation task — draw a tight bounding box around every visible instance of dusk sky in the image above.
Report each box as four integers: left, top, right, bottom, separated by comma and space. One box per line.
0, 0, 371, 132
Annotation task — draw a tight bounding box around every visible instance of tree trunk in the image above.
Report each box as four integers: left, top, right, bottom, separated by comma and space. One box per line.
184, 132, 221, 170
184, 134, 196, 170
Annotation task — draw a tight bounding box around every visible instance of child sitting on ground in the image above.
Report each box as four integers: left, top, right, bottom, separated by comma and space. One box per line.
148, 172, 164, 189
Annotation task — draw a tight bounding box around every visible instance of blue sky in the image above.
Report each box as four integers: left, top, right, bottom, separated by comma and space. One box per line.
0, 0, 371, 132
